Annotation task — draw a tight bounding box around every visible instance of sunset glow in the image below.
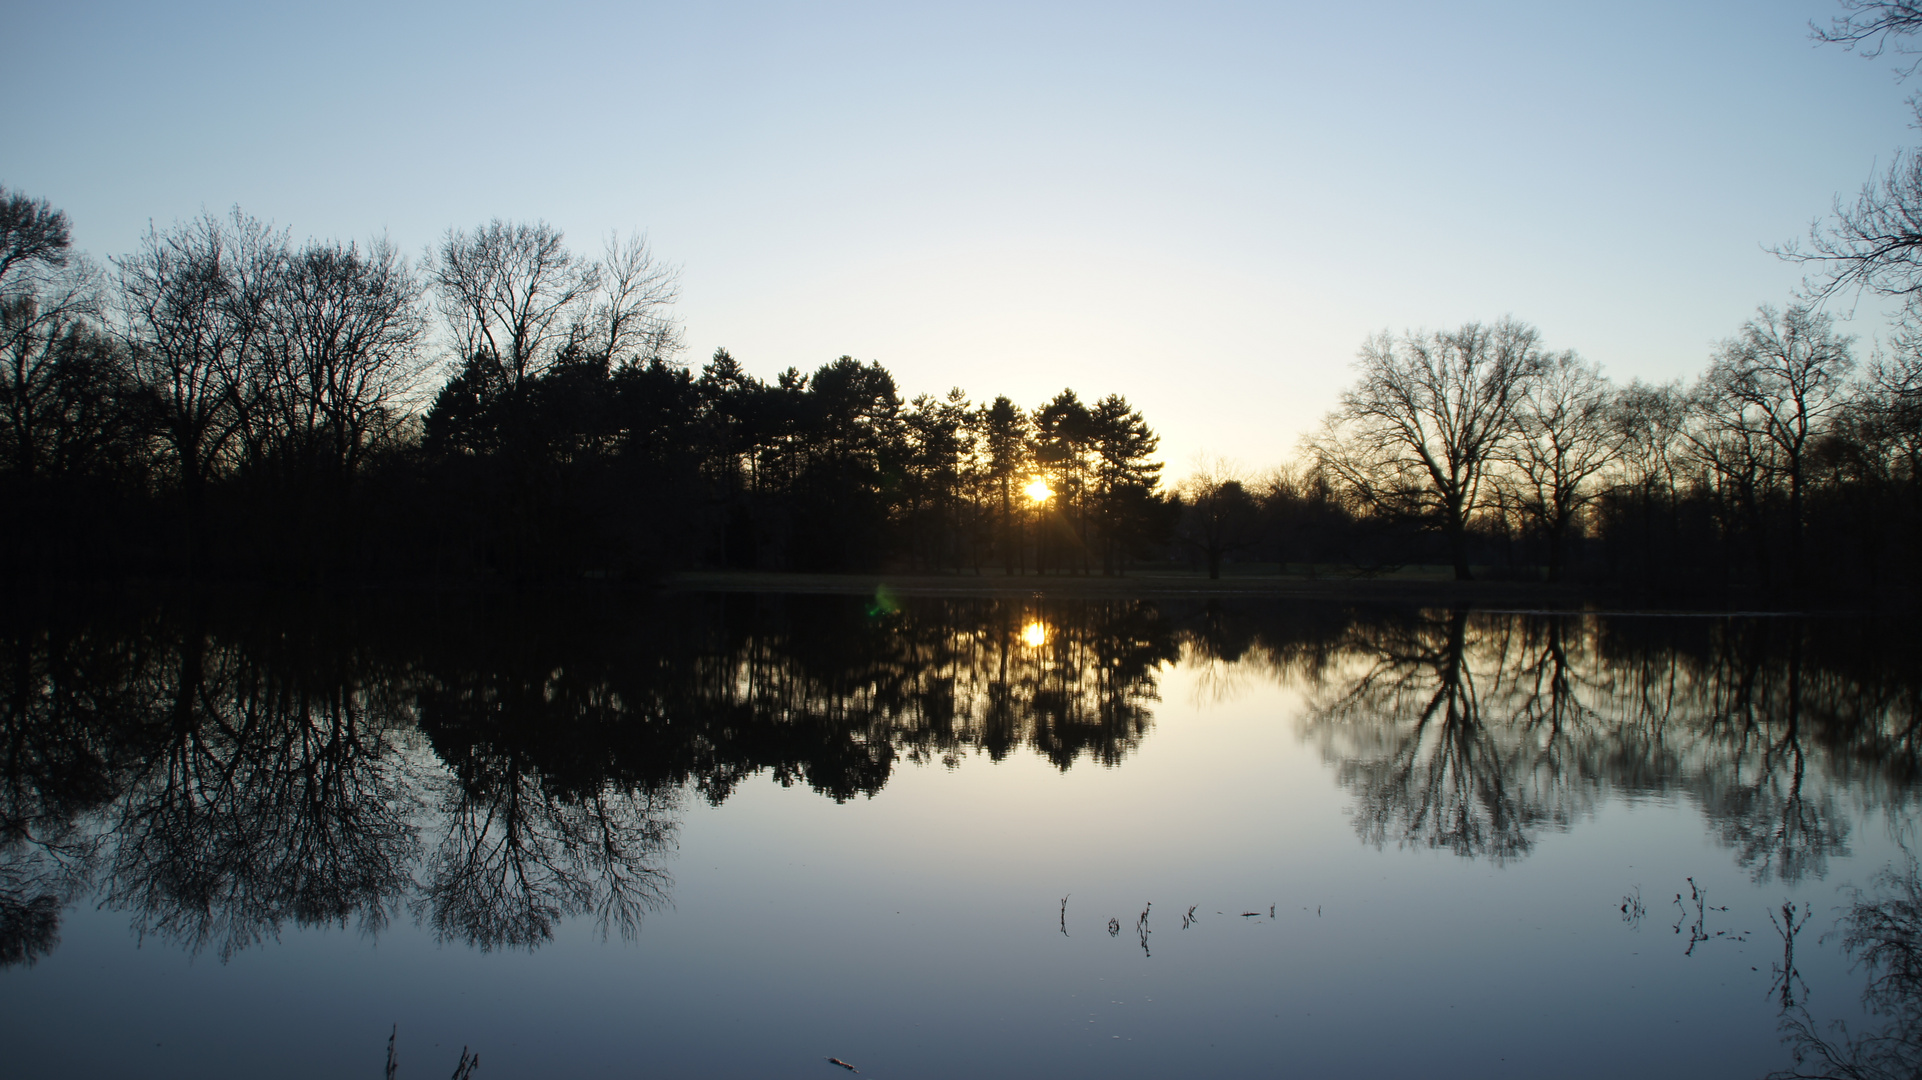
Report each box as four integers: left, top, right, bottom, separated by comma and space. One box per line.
1023, 479, 1053, 503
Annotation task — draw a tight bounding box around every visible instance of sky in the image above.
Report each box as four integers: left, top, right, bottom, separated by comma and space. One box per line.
4, 0, 1915, 475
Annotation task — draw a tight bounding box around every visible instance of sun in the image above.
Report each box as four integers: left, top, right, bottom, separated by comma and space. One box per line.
1023, 478, 1053, 503
1020, 620, 1049, 647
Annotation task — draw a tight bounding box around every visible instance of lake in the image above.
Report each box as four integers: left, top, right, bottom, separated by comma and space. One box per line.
1, 590, 1917, 1079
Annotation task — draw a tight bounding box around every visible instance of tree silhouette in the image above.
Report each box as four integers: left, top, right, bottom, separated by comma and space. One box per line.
1313, 319, 1547, 580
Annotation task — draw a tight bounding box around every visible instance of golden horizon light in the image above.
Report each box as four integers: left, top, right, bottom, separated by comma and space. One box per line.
1023, 478, 1053, 503
1020, 620, 1049, 648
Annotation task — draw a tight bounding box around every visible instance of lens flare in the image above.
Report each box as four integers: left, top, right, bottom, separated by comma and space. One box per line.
1021, 620, 1049, 647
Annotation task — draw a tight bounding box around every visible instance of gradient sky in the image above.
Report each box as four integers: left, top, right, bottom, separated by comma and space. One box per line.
4, 0, 1912, 475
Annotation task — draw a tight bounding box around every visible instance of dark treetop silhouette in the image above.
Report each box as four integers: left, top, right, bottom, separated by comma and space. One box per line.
4, 171, 1922, 600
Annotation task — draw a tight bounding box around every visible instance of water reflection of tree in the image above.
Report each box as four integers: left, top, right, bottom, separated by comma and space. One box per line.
420, 766, 677, 950
401, 594, 1175, 943
1770, 859, 1922, 1080
1587, 618, 1905, 883
645, 595, 1176, 789
1685, 630, 1846, 883
1298, 609, 1600, 862
414, 651, 680, 950
5, 592, 1916, 966
1291, 608, 1918, 876
103, 623, 420, 959
0, 591, 1186, 962
0, 615, 138, 965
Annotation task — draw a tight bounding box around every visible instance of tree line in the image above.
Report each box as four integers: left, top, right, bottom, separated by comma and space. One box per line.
14, 0, 1922, 607
1168, 304, 1920, 600
0, 193, 1167, 580
1166, 3, 1922, 602
9, 181, 1921, 601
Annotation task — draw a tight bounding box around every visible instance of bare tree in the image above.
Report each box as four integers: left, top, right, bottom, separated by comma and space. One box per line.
1834, 321, 1922, 570
255, 236, 428, 484
0, 187, 72, 294
1605, 378, 1694, 584
576, 232, 682, 366
429, 220, 599, 392
114, 209, 285, 505
1785, 3, 1922, 298
3, 255, 118, 481
1314, 318, 1547, 580
1815, 1, 1922, 69
2, 187, 101, 480
1692, 304, 1855, 588
1612, 379, 1692, 500
1784, 150, 1922, 302
1866, 322, 1922, 483
1500, 351, 1620, 581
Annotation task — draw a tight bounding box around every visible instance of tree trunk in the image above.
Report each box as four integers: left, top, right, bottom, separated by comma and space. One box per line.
1788, 467, 1805, 595
1447, 499, 1473, 581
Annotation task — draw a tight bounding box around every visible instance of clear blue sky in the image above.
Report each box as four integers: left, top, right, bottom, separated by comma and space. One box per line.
4, 0, 1909, 474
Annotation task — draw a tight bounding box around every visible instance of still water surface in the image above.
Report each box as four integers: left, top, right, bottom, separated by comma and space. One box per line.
1, 592, 1918, 1078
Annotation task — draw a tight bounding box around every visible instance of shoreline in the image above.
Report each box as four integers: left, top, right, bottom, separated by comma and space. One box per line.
661, 570, 1893, 614
669, 569, 1594, 606
2, 570, 1883, 615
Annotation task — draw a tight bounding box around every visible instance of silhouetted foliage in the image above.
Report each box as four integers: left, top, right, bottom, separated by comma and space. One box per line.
13, 178, 1922, 601
2, 188, 1178, 582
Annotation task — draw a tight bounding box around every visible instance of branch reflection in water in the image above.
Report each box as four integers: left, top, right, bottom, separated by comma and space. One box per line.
1285, 607, 1915, 875
0, 592, 1918, 969
0, 592, 1178, 962
1772, 858, 1922, 1080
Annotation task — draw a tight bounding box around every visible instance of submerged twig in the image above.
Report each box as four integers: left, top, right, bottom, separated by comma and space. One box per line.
1621, 886, 1645, 929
